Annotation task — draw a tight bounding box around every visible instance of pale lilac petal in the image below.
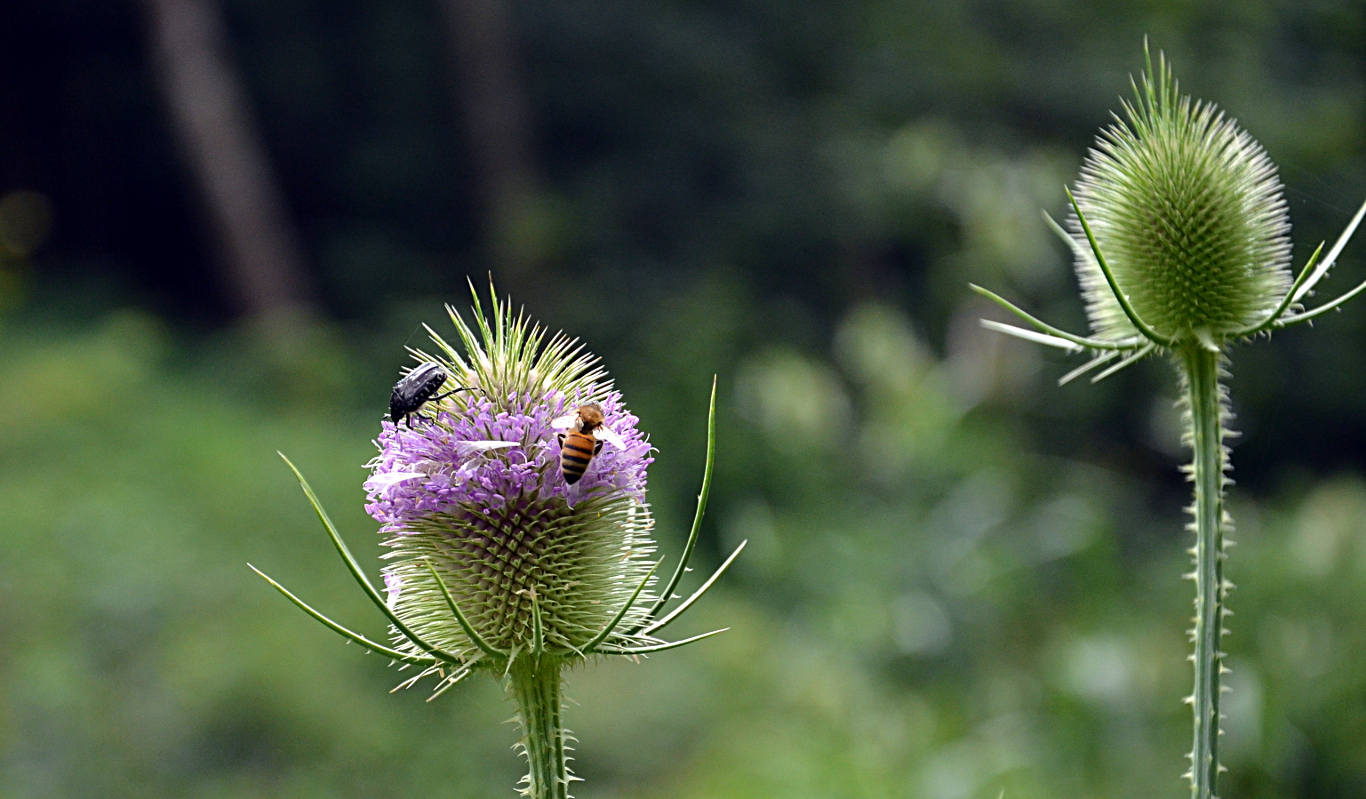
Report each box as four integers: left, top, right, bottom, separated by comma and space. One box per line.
384, 573, 403, 607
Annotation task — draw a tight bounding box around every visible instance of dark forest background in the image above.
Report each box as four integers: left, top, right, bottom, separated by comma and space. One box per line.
2, 1, 1366, 797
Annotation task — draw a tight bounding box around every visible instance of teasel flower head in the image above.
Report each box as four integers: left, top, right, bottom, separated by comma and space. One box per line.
972, 41, 1366, 375
364, 309, 658, 665
971, 41, 1366, 799
253, 287, 740, 799
1069, 47, 1292, 345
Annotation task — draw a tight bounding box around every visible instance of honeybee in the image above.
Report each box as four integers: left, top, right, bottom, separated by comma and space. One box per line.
551, 403, 626, 484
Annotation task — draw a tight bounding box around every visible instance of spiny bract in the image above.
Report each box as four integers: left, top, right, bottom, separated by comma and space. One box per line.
1069, 50, 1292, 344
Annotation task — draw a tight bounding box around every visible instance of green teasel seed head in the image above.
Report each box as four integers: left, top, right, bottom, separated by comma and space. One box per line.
1069, 46, 1292, 345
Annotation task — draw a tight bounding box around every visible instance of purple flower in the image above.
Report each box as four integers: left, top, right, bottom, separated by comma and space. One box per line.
364, 390, 652, 534
362, 301, 662, 661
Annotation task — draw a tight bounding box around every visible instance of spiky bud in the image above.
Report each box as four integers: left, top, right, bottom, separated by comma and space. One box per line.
1069, 49, 1292, 345
364, 300, 657, 665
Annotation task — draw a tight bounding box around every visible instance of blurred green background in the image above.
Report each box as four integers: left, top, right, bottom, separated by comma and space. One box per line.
2, 1, 1366, 797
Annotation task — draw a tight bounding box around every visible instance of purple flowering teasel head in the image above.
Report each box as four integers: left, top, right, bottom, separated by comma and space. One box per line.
254, 288, 738, 799
365, 301, 659, 662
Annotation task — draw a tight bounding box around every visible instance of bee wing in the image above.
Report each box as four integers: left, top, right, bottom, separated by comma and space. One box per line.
364, 471, 425, 492
465, 440, 516, 451
551, 412, 579, 430
597, 424, 627, 450
453, 440, 516, 458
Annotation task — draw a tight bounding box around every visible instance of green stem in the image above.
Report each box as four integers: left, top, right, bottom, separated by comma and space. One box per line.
508, 655, 569, 799
1181, 346, 1228, 799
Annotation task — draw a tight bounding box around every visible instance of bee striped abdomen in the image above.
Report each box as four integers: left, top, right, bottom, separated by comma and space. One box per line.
558, 431, 600, 484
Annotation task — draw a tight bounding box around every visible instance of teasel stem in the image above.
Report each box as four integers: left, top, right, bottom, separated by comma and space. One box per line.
1181, 345, 1229, 799
509, 655, 571, 799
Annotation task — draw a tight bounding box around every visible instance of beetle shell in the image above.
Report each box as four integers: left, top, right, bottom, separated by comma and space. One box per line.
389, 362, 450, 427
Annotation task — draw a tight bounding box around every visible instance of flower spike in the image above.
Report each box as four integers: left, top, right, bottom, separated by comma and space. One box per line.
972, 45, 1366, 799
261, 288, 736, 799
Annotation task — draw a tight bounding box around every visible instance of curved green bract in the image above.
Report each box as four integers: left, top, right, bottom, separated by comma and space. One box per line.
1291, 196, 1366, 305
584, 560, 660, 653
249, 564, 437, 665
631, 376, 718, 631
597, 628, 730, 656
279, 453, 465, 663
425, 559, 508, 661
969, 284, 1144, 351
426, 668, 473, 703
1277, 276, 1366, 328
1089, 341, 1157, 384
1066, 188, 1174, 348
530, 590, 545, 656
643, 539, 746, 636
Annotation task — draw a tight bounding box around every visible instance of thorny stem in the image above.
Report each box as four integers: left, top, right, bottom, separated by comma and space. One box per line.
508, 655, 570, 799
1182, 346, 1229, 799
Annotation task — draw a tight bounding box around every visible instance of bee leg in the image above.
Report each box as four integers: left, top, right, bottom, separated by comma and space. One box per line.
594, 440, 604, 455
557, 433, 566, 447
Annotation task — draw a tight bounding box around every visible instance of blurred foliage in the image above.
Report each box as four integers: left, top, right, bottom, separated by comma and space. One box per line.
2, 0, 1366, 796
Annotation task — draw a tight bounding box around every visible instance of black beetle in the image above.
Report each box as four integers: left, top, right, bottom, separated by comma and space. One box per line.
389, 362, 475, 428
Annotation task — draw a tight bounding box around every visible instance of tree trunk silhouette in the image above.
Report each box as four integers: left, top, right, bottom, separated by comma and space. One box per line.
439, 0, 544, 288
141, 0, 312, 318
